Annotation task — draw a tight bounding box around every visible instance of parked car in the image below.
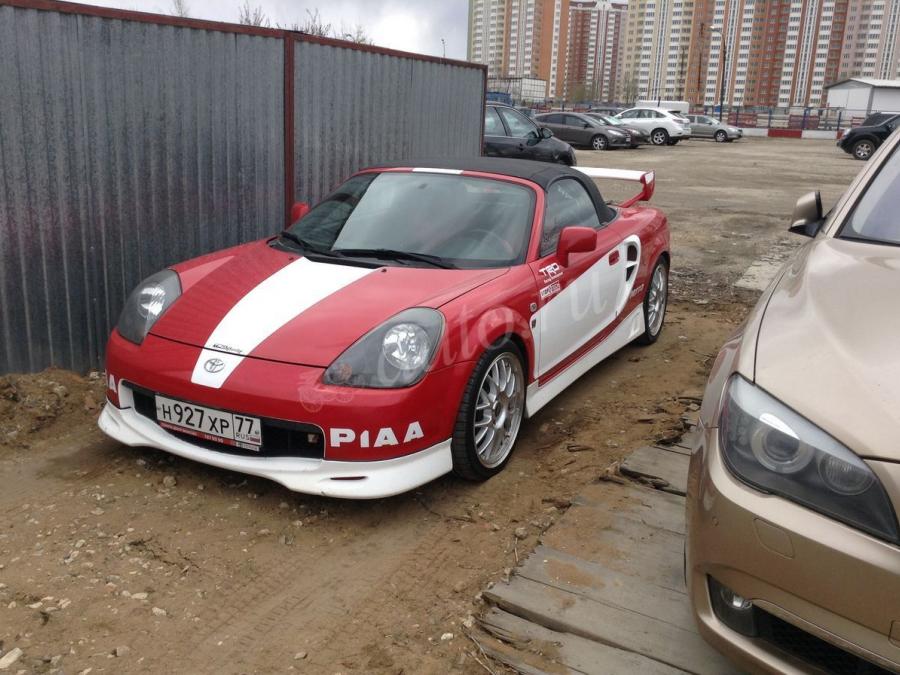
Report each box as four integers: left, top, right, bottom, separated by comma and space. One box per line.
585, 113, 650, 146
616, 107, 691, 145
484, 103, 577, 165
838, 112, 898, 160
589, 106, 623, 117
534, 112, 631, 150
685, 114, 743, 142
99, 158, 668, 499
686, 130, 900, 672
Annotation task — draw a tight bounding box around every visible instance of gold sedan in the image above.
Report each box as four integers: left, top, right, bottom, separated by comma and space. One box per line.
686, 131, 900, 673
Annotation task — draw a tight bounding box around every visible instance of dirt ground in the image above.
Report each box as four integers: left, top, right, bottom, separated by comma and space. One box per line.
0, 138, 862, 674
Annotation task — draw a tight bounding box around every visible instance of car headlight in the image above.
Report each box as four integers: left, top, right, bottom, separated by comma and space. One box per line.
720, 376, 899, 543
323, 308, 444, 388
608, 129, 625, 137
117, 270, 181, 345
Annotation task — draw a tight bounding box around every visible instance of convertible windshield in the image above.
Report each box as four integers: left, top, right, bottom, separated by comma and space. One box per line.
841, 146, 900, 246
284, 172, 535, 268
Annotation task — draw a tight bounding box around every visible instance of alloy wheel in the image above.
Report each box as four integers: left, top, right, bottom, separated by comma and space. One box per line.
592, 135, 608, 150
651, 130, 668, 145
473, 353, 525, 469
647, 263, 668, 336
854, 141, 873, 160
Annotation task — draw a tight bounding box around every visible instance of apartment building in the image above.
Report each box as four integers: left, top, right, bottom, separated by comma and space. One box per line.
840, 0, 900, 80
562, 1, 628, 100
468, 0, 510, 78
621, 0, 696, 102
468, 0, 569, 96
681, 0, 850, 107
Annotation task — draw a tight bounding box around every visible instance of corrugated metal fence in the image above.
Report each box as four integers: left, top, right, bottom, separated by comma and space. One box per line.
0, 1, 486, 374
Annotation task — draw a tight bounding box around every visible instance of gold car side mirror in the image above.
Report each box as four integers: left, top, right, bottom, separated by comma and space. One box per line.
789, 191, 824, 237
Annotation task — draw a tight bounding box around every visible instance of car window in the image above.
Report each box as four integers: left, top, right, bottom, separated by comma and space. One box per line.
540, 113, 561, 124
619, 110, 637, 119
498, 107, 539, 139
565, 114, 586, 127
639, 110, 654, 119
288, 172, 536, 267
541, 179, 602, 256
840, 146, 900, 246
485, 107, 506, 136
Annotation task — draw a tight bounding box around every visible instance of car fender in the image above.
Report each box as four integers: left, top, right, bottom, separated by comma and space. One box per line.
435, 269, 537, 381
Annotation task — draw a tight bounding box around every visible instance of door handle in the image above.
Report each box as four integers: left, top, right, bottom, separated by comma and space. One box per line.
609, 250, 620, 265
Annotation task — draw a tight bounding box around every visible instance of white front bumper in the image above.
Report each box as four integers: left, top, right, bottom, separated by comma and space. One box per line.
99, 404, 453, 499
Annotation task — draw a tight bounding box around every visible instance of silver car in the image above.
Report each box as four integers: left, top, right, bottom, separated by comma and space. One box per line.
686, 114, 743, 142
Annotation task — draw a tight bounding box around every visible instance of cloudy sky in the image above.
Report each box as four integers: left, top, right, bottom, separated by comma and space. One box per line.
82, 0, 470, 59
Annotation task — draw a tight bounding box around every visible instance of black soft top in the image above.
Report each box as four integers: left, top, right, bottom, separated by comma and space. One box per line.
366, 157, 616, 224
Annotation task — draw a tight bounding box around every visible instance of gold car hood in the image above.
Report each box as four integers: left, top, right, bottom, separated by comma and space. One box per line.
755, 237, 900, 462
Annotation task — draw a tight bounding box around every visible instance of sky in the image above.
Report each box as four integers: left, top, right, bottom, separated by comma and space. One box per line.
82, 0, 470, 59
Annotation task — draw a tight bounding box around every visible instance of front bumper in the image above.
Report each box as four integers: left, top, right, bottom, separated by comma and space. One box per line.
100, 403, 452, 498
608, 134, 632, 148
687, 424, 900, 673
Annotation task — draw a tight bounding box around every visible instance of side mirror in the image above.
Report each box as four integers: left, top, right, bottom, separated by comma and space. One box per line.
290, 201, 311, 224
556, 226, 597, 266
789, 191, 823, 237
539, 127, 553, 139
583, 123, 591, 128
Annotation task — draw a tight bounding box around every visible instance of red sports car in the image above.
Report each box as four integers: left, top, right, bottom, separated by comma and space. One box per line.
99, 158, 669, 498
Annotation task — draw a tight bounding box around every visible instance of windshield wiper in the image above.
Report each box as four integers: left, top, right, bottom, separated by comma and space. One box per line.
279, 231, 338, 257
333, 248, 456, 269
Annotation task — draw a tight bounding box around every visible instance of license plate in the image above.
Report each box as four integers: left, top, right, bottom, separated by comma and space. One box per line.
155, 395, 262, 450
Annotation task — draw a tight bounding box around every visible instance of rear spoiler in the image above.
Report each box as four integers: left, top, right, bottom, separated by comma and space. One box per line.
574, 167, 655, 208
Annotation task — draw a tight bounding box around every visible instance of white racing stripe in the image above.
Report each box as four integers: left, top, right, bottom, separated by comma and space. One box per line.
191, 258, 373, 388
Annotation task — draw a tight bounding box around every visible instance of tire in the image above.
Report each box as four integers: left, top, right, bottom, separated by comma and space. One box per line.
451, 339, 526, 481
715, 130, 728, 142
650, 128, 670, 146
852, 139, 876, 160
635, 257, 668, 345
591, 134, 608, 150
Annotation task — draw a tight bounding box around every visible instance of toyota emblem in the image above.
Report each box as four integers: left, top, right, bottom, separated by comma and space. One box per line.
204, 358, 225, 374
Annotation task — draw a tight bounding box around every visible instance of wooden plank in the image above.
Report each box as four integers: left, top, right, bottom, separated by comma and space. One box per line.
655, 442, 692, 457
540, 497, 686, 594
479, 607, 689, 675
620, 446, 691, 495
569, 482, 687, 536
518, 545, 692, 627
671, 429, 700, 452
484, 576, 740, 675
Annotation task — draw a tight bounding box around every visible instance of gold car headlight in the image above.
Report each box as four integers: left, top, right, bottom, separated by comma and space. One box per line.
719, 375, 899, 543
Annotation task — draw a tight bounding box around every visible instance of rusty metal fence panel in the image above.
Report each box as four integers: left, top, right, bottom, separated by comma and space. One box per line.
0, 5, 284, 373
292, 38, 485, 203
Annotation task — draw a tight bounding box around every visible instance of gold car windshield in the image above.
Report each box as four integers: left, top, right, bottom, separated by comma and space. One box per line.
842, 146, 900, 246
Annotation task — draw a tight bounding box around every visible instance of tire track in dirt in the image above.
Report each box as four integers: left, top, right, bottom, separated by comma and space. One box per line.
180, 513, 453, 672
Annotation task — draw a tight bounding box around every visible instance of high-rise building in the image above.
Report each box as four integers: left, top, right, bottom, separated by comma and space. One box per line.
840, 0, 900, 80
684, 0, 891, 108
468, 0, 570, 97
596, 2, 629, 100
562, 1, 628, 100
468, 0, 511, 79
621, 0, 696, 103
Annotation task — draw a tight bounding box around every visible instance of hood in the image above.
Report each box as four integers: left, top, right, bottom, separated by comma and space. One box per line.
152, 241, 506, 367
754, 237, 900, 461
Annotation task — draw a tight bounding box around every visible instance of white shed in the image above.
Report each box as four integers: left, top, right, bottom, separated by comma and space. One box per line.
825, 77, 900, 115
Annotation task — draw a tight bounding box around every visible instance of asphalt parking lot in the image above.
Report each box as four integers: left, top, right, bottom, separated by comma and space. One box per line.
0, 138, 863, 674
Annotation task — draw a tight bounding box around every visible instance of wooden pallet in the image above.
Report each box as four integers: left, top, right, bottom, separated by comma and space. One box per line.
479, 443, 742, 674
